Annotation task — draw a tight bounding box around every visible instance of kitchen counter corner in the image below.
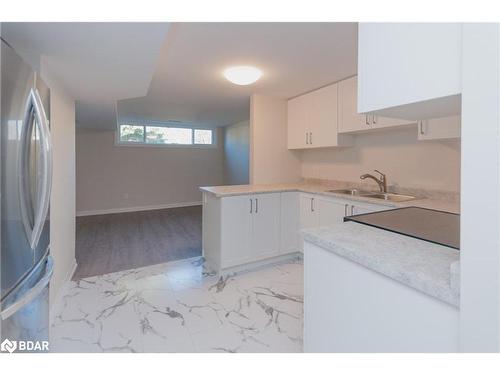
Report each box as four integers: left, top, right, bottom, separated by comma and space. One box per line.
302, 221, 460, 306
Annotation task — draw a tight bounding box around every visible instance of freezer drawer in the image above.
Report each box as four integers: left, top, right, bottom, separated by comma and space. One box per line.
1, 254, 53, 352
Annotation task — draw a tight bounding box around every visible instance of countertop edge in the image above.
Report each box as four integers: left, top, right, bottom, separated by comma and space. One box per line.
302, 227, 460, 307
199, 185, 459, 213
200, 186, 399, 208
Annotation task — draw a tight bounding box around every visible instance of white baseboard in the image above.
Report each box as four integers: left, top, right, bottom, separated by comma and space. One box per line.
76, 201, 202, 217
49, 258, 77, 325
218, 252, 302, 277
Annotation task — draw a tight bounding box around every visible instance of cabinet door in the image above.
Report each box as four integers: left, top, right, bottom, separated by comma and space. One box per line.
339, 76, 415, 133
281, 192, 300, 254
287, 95, 309, 149
351, 202, 388, 216
318, 198, 349, 226
299, 194, 319, 253
339, 76, 370, 133
304, 242, 459, 352
299, 194, 319, 229
252, 193, 281, 260
358, 23, 461, 118
309, 83, 339, 148
371, 115, 415, 130
418, 115, 461, 140
220, 195, 253, 267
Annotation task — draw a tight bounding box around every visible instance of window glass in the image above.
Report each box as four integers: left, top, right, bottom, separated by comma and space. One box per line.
145, 126, 169, 144
118, 124, 213, 146
146, 126, 192, 144
194, 129, 213, 145
119, 125, 144, 142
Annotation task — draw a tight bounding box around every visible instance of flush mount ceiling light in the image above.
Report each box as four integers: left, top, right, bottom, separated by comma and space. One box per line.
223, 66, 262, 85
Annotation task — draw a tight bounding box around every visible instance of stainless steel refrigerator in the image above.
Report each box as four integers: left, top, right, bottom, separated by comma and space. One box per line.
1, 38, 53, 352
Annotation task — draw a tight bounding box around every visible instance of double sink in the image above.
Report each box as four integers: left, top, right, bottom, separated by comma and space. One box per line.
327, 188, 417, 202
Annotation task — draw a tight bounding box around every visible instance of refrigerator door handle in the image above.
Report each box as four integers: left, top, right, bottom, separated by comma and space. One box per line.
31, 88, 52, 250
19, 88, 52, 250
0, 255, 54, 321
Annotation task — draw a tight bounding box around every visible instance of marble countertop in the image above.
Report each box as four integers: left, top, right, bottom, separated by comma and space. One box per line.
199, 182, 460, 214
302, 222, 460, 306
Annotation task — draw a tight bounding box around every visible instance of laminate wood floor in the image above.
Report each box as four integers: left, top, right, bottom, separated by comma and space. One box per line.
73, 205, 202, 280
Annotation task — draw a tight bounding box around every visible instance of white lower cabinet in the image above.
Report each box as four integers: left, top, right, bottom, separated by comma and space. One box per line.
219, 195, 253, 267
220, 193, 280, 268
298, 194, 388, 251
350, 201, 387, 216
318, 198, 348, 226
203, 191, 390, 271
251, 193, 281, 259
280, 192, 300, 254
298, 194, 319, 253
301, 194, 388, 227
299, 194, 319, 229
304, 242, 459, 352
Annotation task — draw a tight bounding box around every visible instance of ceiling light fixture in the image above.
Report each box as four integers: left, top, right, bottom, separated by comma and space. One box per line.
223, 66, 262, 85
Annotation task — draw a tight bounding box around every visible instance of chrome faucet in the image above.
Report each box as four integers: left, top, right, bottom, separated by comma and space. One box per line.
360, 170, 387, 193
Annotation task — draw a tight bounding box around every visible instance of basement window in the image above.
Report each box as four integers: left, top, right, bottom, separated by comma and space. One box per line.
117, 124, 216, 147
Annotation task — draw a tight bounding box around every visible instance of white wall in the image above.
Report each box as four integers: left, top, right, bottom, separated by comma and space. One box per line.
301, 126, 461, 192
250, 95, 301, 184
76, 128, 225, 215
248, 94, 460, 193
40, 61, 77, 307
223, 120, 249, 185
460, 24, 500, 352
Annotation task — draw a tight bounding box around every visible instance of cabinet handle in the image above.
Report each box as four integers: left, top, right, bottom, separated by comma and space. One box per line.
309, 132, 312, 145
351, 205, 354, 215
255, 198, 258, 214
365, 115, 370, 126
311, 198, 314, 212
250, 199, 253, 214
419, 120, 425, 135
372, 115, 377, 124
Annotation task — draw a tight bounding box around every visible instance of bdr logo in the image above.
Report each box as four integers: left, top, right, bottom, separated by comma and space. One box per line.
1, 339, 17, 353
1, 338, 49, 353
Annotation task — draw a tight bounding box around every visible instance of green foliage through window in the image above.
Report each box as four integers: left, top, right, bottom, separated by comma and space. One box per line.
119, 125, 144, 142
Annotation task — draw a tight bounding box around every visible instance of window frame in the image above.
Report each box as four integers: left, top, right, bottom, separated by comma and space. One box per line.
115, 122, 217, 149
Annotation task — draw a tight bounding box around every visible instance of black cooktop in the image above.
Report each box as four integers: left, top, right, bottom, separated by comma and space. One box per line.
344, 207, 460, 250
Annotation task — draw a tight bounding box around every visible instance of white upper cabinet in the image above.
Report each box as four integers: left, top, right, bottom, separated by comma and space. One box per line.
358, 23, 462, 120
287, 83, 353, 149
338, 75, 367, 133
308, 84, 341, 148
338, 76, 415, 134
287, 93, 311, 149
417, 115, 461, 141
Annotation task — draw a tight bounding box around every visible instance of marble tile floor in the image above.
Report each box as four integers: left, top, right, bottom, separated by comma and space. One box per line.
50, 256, 304, 353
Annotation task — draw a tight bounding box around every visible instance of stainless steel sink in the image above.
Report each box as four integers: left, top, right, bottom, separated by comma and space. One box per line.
327, 188, 374, 196
362, 192, 417, 202
327, 188, 418, 202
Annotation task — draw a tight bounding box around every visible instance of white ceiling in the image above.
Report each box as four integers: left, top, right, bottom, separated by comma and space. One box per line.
2, 22, 169, 128
3, 22, 358, 130
117, 22, 358, 128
